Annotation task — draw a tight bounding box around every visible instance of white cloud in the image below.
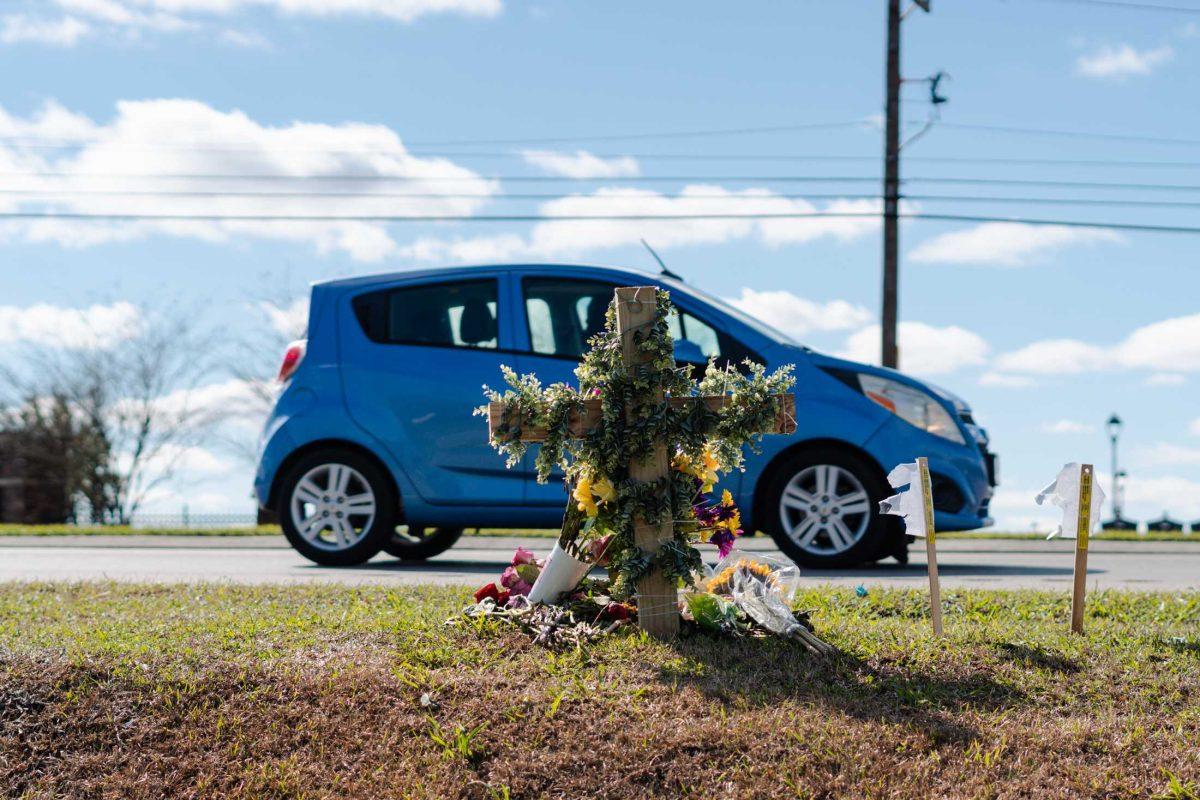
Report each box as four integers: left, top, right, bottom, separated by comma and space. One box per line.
0, 14, 91, 45
1112, 313, 1200, 372
724, 288, 871, 339
1076, 43, 1173, 79
7, 0, 500, 46
1145, 372, 1186, 387
399, 187, 883, 262
993, 339, 1110, 375
152, 378, 266, 422
103, 0, 502, 22
1135, 442, 1200, 467
0, 98, 496, 261
0, 301, 142, 349
837, 321, 989, 376
994, 313, 1200, 377
909, 222, 1123, 267
1120, 474, 1200, 521
522, 149, 640, 179
258, 298, 308, 339
978, 372, 1035, 389
1041, 419, 1095, 435
218, 28, 269, 47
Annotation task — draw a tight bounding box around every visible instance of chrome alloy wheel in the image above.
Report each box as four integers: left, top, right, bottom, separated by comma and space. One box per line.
778, 464, 872, 556
289, 463, 377, 551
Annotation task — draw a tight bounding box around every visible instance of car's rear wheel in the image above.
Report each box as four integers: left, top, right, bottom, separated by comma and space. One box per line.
277, 450, 396, 566
761, 447, 895, 568
382, 526, 464, 561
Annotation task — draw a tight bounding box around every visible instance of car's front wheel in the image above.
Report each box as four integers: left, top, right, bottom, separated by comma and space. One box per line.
277, 450, 397, 566
761, 447, 895, 568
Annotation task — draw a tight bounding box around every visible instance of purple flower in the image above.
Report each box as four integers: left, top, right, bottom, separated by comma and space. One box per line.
693, 503, 720, 527
711, 529, 737, 559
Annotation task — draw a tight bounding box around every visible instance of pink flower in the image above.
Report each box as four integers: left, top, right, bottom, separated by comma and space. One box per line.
500, 565, 535, 596
512, 547, 537, 566
588, 533, 615, 566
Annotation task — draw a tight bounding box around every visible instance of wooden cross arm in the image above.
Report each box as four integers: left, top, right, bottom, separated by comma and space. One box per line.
488, 393, 795, 443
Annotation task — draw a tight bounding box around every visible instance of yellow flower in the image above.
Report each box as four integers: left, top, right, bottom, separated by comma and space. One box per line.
574, 476, 598, 517
719, 509, 742, 533
592, 475, 617, 504
721, 489, 734, 507
675, 448, 721, 493
697, 448, 719, 492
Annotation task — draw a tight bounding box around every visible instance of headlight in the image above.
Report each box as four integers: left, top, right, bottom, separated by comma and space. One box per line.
857, 374, 966, 444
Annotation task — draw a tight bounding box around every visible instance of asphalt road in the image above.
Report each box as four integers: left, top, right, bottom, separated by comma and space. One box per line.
1, 534, 1197, 591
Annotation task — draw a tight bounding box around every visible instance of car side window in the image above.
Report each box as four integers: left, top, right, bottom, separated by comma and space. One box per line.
353, 279, 499, 349
521, 276, 759, 366
523, 277, 617, 359
667, 308, 721, 360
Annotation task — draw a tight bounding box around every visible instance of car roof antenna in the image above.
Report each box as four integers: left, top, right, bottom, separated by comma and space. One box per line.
641, 238, 683, 281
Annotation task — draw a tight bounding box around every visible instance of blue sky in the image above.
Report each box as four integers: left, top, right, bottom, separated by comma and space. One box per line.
1, 0, 1198, 529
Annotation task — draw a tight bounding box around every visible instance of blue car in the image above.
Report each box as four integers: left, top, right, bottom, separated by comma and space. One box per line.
255, 263, 996, 568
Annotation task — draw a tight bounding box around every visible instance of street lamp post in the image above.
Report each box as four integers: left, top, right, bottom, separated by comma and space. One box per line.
1107, 414, 1122, 520
1102, 414, 1136, 531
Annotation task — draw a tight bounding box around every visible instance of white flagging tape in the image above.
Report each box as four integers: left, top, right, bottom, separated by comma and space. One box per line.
879, 458, 943, 636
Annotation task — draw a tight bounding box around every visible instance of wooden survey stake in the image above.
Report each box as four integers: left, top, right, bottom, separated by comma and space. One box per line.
1071, 463, 1094, 635
916, 457, 943, 637
486, 286, 796, 640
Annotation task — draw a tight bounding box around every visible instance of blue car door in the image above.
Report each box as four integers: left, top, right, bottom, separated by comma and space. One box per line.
340, 273, 524, 506
514, 273, 758, 507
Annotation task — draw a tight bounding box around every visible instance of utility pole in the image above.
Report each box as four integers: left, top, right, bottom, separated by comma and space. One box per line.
881, 0, 902, 369
880, 0, 930, 370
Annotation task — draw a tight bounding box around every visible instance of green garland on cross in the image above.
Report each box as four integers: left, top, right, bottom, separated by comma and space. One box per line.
477, 289, 795, 600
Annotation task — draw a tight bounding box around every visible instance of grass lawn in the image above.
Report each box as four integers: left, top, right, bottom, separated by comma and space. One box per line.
1, 583, 1197, 798
1, 523, 1195, 542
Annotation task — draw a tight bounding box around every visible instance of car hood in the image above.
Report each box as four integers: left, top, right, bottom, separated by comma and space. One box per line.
798, 348, 969, 413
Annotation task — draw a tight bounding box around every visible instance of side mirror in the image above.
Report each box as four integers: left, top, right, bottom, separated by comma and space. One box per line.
673, 339, 707, 365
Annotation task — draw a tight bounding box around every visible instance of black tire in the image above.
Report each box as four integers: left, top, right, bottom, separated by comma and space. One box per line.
760, 446, 898, 569
382, 526, 464, 561
277, 448, 398, 566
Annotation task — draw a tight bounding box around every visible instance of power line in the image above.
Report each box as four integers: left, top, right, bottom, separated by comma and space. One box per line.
6, 139, 1198, 169
8, 171, 1200, 194
0, 171, 886, 183
1011, 0, 1200, 13
2, 209, 1199, 234
400, 119, 872, 147
5, 187, 1200, 209
936, 121, 1200, 148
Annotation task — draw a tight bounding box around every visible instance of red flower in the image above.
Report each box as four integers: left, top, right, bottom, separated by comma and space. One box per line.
474, 582, 502, 603
601, 602, 634, 621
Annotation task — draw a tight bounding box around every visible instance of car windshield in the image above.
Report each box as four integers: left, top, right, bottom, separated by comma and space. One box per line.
663, 278, 804, 348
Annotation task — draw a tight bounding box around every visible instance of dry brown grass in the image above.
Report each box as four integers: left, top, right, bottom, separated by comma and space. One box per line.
1, 583, 1198, 799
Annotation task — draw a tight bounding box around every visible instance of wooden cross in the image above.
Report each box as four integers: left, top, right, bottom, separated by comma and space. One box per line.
486, 286, 796, 639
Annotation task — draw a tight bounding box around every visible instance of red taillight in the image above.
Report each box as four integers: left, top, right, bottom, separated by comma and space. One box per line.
277, 340, 307, 383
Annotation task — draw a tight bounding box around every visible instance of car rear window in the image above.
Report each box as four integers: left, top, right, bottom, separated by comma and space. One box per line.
352, 279, 499, 349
